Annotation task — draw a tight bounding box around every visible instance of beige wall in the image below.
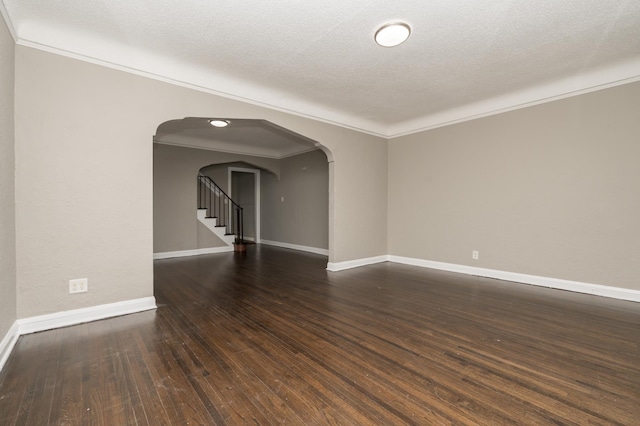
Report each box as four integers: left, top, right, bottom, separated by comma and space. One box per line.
201, 161, 266, 242
0, 14, 16, 336
13, 44, 387, 317
200, 161, 277, 196
331, 131, 388, 261
154, 144, 280, 253
4, 33, 638, 326
231, 171, 257, 239
389, 81, 640, 290
196, 221, 226, 249
157, 146, 329, 251
261, 149, 329, 249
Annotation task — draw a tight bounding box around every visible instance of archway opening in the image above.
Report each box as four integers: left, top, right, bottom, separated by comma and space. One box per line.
153, 118, 333, 259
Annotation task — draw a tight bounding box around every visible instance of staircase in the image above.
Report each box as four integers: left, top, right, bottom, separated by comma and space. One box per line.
197, 174, 246, 252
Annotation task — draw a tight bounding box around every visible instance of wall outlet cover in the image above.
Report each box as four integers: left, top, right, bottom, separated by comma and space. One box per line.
69, 278, 88, 294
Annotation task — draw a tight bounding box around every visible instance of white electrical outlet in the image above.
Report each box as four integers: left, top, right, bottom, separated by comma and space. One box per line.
472, 250, 479, 260
69, 278, 88, 294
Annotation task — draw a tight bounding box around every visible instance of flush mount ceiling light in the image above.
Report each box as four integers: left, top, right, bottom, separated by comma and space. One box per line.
208, 119, 230, 128
374, 22, 411, 47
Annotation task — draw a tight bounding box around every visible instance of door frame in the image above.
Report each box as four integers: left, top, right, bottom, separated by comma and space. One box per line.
228, 167, 261, 243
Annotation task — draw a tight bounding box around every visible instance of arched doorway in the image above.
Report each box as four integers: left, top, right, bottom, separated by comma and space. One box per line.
228, 166, 260, 243
153, 118, 332, 259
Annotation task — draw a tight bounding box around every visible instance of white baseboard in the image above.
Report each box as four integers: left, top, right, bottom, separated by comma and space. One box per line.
0, 296, 157, 373
153, 246, 233, 260
325, 253, 640, 302
0, 321, 19, 373
326, 255, 388, 272
388, 255, 640, 303
260, 240, 329, 256
17, 296, 157, 335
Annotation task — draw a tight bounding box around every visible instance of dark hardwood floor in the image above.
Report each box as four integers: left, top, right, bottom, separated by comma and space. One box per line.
1, 245, 639, 425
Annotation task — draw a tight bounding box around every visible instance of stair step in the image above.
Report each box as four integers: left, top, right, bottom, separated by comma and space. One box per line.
196, 192, 238, 249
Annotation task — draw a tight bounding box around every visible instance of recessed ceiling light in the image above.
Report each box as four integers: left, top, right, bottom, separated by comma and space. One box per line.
208, 119, 230, 128
374, 22, 411, 47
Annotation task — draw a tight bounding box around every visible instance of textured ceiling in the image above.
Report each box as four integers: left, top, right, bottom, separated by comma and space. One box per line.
2, 0, 640, 137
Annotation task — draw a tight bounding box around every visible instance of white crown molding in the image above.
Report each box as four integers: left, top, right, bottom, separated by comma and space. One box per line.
153, 246, 233, 260
17, 297, 157, 335
12, 35, 640, 140
261, 239, 329, 256
154, 139, 319, 161
278, 146, 320, 160
15, 39, 387, 137
386, 57, 640, 138
0, 1, 17, 41
154, 139, 283, 159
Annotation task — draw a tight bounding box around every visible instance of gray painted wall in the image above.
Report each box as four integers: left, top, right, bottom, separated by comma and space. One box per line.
156, 146, 329, 251
389, 81, 640, 290
231, 171, 256, 239
0, 13, 16, 338
200, 161, 273, 195
200, 164, 231, 192
154, 144, 281, 253
10, 30, 636, 332
261, 150, 329, 249
15, 45, 387, 318
200, 162, 262, 242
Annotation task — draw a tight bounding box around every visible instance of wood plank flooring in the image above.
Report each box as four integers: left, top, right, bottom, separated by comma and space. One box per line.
1, 245, 639, 425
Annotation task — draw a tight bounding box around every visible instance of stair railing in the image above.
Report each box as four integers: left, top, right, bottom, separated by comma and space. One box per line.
197, 174, 244, 245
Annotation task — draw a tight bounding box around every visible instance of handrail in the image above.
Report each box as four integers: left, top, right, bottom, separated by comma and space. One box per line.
197, 174, 244, 245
